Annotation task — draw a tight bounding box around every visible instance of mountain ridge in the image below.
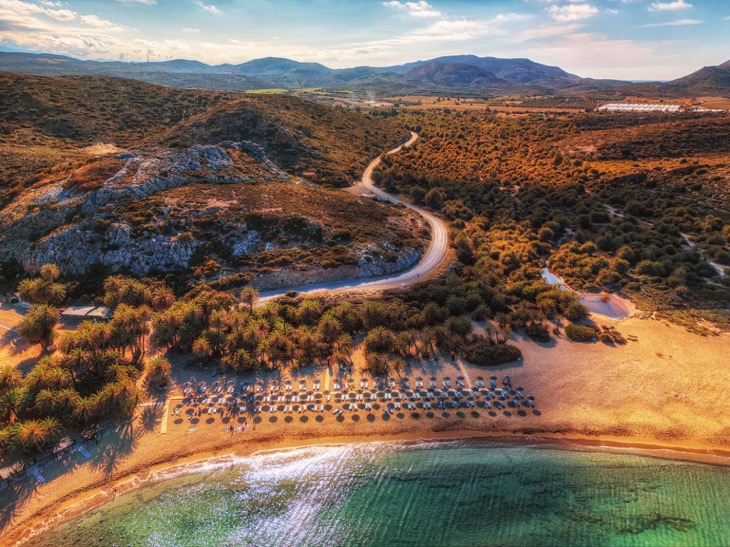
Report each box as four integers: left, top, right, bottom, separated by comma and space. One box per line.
0, 51, 727, 98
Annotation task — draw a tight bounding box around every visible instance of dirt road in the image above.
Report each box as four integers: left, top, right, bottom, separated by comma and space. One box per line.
259, 133, 449, 302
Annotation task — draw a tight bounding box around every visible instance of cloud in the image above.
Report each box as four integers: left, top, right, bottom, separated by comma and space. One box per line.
548, 3, 599, 22
383, 1, 442, 18
35, 32, 114, 53
182, 27, 200, 33
194, 1, 220, 14
79, 14, 127, 31
642, 18, 701, 27
363, 12, 525, 48
44, 8, 75, 21
649, 0, 691, 11
164, 39, 190, 50
514, 23, 583, 43
116, 0, 156, 4
522, 30, 662, 78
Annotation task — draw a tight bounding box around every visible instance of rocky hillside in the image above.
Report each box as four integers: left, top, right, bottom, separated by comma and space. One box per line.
0, 72, 408, 196
0, 141, 425, 290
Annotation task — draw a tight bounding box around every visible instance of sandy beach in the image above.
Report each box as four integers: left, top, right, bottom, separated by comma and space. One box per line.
2, 311, 729, 545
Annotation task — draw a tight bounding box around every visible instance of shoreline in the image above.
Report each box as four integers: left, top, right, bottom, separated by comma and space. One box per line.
11, 428, 730, 545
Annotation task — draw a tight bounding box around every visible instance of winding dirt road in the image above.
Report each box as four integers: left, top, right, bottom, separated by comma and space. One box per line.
259, 132, 449, 302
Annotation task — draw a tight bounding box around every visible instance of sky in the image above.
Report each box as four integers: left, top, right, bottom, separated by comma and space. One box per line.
0, 0, 727, 80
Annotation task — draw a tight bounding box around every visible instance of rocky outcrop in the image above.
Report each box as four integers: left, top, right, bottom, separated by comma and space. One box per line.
251, 247, 421, 291
24, 222, 198, 277
0, 142, 291, 275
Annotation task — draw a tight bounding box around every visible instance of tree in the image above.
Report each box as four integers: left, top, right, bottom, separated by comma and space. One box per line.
425, 188, 445, 209
364, 327, 396, 354
317, 315, 342, 343
294, 299, 322, 326
149, 285, 176, 312
73, 397, 96, 425
34, 388, 57, 415
14, 418, 58, 452
39, 263, 60, 282
18, 304, 60, 351
0, 366, 22, 391
17, 278, 66, 305
0, 388, 28, 424
147, 356, 172, 382
241, 286, 259, 312
221, 348, 256, 373
295, 328, 324, 366
410, 185, 427, 204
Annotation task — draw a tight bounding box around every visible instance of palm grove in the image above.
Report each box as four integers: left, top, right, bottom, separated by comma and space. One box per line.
1, 253, 549, 454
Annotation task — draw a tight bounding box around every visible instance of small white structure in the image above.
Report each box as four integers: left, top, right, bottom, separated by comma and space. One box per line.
597, 103, 682, 113
61, 306, 111, 323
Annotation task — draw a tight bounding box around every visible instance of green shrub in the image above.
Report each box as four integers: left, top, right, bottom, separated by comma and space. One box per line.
565, 324, 597, 342
526, 322, 551, 343
463, 340, 522, 366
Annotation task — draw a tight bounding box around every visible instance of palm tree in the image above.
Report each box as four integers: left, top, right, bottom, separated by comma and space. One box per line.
14, 418, 57, 452
192, 337, 213, 359
0, 387, 29, 423
0, 427, 13, 453
332, 334, 353, 366
295, 328, 324, 366
296, 299, 323, 326
73, 396, 96, 425
40, 416, 61, 442
18, 304, 60, 351
221, 348, 255, 373
17, 278, 66, 305
150, 285, 176, 312
241, 285, 259, 312
317, 315, 342, 343
0, 366, 22, 391
258, 332, 293, 370
39, 263, 60, 282
43, 365, 72, 390
363, 326, 396, 354
34, 388, 57, 415
59, 347, 87, 387
56, 388, 81, 415
147, 356, 172, 381
177, 319, 202, 353
241, 319, 268, 361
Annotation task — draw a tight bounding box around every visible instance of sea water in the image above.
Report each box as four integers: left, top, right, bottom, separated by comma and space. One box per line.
29, 441, 730, 547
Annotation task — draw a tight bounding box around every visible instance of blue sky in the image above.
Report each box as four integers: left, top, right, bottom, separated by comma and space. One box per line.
0, 0, 727, 79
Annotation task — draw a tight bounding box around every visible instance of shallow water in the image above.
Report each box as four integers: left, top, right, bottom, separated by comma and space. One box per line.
30, 441, 730, 547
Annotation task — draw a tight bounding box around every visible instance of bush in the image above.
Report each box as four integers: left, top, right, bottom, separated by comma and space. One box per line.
463, 340, 522, 366
564, 302, 588, 322
472, 304, 491, 321
445, 315, 472, 336
565, 324, 597, 342
526, 322, 551, 343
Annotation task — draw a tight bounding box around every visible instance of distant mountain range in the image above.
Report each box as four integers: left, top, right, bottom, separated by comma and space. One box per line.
0, 51, 727, 98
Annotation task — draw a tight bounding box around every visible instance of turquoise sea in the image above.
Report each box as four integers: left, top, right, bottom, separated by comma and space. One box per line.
29, 441, 730, 547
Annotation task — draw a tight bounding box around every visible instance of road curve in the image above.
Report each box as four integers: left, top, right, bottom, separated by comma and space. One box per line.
259, 132, 449, 303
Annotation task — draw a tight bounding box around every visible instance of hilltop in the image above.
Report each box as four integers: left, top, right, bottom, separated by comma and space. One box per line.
0, 72, 408, 201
